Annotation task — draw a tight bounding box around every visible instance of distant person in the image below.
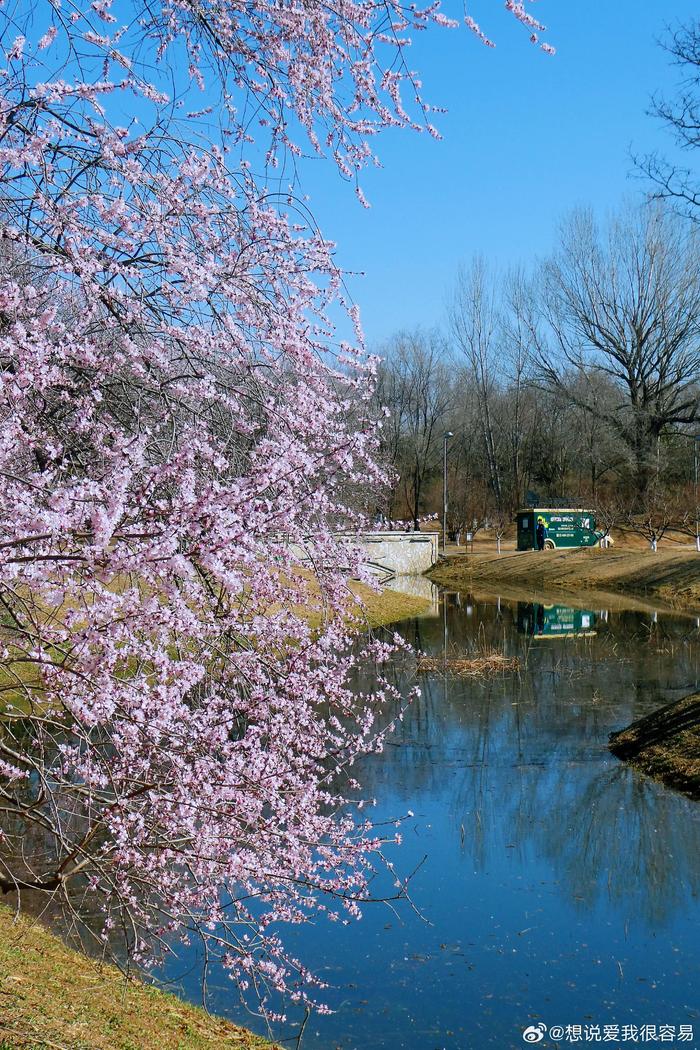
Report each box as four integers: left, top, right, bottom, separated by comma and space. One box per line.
536, 517, 547, 551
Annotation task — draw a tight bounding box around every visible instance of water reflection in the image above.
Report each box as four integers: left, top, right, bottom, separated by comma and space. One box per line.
516, 602, 597, 638
163, 590, 700, 1049
371, 599, 700, 925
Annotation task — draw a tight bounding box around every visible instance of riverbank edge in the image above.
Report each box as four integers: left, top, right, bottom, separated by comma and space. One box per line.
348, 580, 432, 628
427, 548, 700, 612
0, 581, 427, 1049
609, 693, 700, 801
0, 902, 280, 1050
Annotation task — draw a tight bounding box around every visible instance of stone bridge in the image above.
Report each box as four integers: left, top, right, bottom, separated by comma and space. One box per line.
345, 531, 440, 580
286, 530, 440, 612
287, 531, 440, 581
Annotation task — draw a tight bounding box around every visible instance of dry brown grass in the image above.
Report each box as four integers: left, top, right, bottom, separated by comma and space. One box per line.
416, 652, 519, 678
0, 905, 277, 1050
429, 547, 700, 611
609, 693, 700, 800
346, 581, 431, 628
277, 565, 431, 630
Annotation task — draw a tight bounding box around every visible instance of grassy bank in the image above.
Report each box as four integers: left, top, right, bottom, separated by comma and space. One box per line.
0, 904, 277, 1050
609, 693, 700, 801
348, 580, 431, 627
429, 547, 700, 610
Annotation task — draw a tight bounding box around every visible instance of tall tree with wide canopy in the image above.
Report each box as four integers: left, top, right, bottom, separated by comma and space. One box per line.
535, 204, 700, 499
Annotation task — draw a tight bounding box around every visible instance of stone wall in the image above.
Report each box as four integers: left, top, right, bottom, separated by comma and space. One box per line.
345, 531, 440, 576
286, 531, 440, 578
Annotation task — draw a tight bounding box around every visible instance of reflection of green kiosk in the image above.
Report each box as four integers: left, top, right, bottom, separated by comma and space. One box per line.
517, 602, 597, 638
516, 507, 606, 550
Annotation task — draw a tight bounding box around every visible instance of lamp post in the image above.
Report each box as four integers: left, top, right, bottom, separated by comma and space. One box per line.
442, 431, 453, 552
694, 435, 700, 552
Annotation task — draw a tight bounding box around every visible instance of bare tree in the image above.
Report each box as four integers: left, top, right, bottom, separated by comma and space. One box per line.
380, 209, 700, 520
591, 493, 625, 548
536, 204, 700, 500
624, 486, 681, 551
488, 504, 512, 554
375, 330, 454, 527
501, 269, 538, 508
641, 20, 700, 220
447, 473, 490, 544
674, 506, 700, 549
450, 257, 504, 507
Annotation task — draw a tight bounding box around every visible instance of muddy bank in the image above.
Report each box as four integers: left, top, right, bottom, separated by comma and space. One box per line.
428, 548, 700, 611
609, 694, 700, 801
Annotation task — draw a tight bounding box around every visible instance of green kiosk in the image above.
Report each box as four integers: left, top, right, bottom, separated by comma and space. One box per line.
516, 507, 607, 551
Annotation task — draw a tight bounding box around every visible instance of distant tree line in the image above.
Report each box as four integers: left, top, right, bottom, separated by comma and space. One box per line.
372, 201, 700, 543
371, 15, 700, 545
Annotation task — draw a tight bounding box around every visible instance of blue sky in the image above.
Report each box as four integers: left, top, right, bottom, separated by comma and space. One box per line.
295, 1, 700, 348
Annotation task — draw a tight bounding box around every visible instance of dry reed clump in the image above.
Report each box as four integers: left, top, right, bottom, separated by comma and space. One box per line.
416, 652, 520, 678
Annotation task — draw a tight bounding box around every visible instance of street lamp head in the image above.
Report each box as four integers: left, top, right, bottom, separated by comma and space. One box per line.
444, 431, 454, 439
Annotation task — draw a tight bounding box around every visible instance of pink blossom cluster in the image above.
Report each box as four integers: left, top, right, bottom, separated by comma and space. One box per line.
0, 0, 552, 1012
368, 513, 439, 531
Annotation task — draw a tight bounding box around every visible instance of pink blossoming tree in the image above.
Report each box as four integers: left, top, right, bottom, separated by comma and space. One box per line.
0, 0, 552, 1015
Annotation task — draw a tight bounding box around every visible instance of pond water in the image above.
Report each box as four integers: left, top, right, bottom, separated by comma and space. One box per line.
165, 589, 700, 1050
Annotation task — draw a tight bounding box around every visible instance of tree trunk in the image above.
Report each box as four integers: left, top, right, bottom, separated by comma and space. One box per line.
632, 420, 657, 502
412, 463, 420, 530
